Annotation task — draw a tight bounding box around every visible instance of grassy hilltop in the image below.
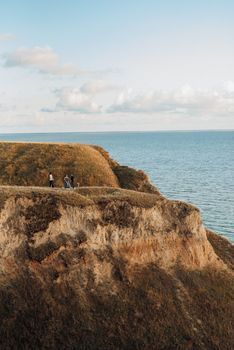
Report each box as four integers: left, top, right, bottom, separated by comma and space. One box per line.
0, 142, 118, 188
0, 142, 157, 193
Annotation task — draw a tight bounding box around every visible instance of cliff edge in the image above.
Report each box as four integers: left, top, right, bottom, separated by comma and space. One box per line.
0, 186, 233, 350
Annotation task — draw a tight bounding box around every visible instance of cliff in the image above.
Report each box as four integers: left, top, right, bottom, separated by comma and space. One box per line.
0, 185, 233, 350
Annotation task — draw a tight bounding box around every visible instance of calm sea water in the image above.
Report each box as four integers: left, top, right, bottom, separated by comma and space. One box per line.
0, 131, 233, 243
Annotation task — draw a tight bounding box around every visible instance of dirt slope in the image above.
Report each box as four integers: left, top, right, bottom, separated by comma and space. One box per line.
0, 186, 233, 350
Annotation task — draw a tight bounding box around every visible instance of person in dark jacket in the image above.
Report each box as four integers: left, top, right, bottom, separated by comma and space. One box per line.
70, 174, 74, 188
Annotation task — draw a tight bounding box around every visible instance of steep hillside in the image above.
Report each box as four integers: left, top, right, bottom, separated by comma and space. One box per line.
0, 186, 233, 350
0, 142, 158, 194
0, 142, 119, 188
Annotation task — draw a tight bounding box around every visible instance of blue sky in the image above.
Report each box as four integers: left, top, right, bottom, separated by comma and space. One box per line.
0, 0, 234, 132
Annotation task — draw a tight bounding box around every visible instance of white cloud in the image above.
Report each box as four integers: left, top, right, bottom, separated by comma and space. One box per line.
3, 46, 78, 75
80, 80, 118, 94
41, 82, 234, 118
42, 81, 113, 114
55, 87, 102, 113
108, 84, 234, 117
2, 47, 120, 78
0, 33, 16, 41
223, 81, 234, 94
4, 46, 57, 67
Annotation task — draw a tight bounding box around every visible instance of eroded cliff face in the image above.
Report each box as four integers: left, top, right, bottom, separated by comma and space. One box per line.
0, 186, 220, 270
0, 186, 233, 350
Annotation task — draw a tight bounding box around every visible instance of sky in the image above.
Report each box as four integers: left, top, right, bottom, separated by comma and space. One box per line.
0, 0, 234, 132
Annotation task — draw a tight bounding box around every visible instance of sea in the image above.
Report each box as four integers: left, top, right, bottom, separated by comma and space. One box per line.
0, 130, 233, 243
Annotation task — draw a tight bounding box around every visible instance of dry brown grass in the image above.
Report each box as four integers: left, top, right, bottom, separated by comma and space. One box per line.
91, 145, 118, 168
0, 186, 93, 208
0, 185, 162, 210
76, 186, 162, 208
113, 165, 160, 194
207, 229, 234, 271
0, 259, 233, 350
0, 141, 160, 195
0, 142, 119, 188
175, 266, 234, 349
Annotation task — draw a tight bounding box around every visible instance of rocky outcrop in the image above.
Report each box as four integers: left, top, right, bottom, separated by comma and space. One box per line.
0, 186, 220, 269
0, 186, 233, 349
113, 165, 159, 194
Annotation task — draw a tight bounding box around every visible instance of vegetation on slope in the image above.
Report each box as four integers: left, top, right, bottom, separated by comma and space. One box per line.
0, 142, 119, 188
0, 249, 233, 349
113, 165, 159, 194
207, 229, 234, 271
0, 186, 233, 349
0, 142, 158, 194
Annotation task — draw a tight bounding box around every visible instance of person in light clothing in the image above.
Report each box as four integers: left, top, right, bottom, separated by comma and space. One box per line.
49, 172, 54, 187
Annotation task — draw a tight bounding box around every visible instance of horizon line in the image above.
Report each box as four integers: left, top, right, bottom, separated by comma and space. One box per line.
0, 128, 233, 135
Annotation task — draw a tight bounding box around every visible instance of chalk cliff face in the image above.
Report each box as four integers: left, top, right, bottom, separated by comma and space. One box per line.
0, 185, 233, 350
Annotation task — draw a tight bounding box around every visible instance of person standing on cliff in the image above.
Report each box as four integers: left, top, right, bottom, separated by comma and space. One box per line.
49, 172, 55, 187
64, 174, 71, 188
70, 174, 74, 188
